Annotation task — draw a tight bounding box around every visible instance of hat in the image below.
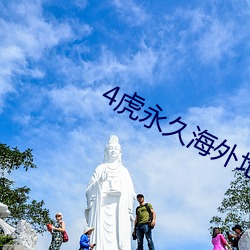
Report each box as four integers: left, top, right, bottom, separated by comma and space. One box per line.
136, 194, 144, 198
232, 225, 243, 231
55, 212, 63, 218
84, 227, 94, 234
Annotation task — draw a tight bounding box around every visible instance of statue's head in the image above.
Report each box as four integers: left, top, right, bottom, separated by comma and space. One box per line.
0, 202, 10, 218
104, 135, 122, 163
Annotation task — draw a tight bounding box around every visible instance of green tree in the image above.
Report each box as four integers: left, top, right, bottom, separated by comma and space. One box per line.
210, 169, 250, 232
0, 143, 52, 233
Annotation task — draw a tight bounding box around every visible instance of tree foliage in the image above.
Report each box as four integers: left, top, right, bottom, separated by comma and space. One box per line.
0, 144, 36, 175
0, 143, 52, 233
210, 169, 250, 233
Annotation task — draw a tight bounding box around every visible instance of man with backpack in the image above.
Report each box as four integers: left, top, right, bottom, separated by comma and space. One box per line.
132, 194, 156, 250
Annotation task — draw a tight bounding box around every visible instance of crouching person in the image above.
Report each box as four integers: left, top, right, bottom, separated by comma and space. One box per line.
79, 227, 96, 250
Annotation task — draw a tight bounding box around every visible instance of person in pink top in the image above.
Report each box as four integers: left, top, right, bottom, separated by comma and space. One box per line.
212, 227, 232, 250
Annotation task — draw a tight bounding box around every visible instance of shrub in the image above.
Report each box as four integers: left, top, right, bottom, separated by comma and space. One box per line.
0, 234, 14, 246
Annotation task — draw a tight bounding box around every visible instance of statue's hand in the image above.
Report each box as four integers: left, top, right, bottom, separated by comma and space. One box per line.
129, 213, 135, 222
87, 201, 93, 208
101, 171, 108, 181
86, 195, 95, 208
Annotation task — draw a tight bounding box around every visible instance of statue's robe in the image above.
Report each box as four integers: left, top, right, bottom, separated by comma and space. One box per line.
239, 229, 250, 250
85, 163, 136, 250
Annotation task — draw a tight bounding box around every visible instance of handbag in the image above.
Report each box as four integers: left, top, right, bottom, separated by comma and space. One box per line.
62, 231, 69, 242
46, 224, 52, 232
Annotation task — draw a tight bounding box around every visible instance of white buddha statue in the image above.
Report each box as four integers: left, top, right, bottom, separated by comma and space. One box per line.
239, 228, 250, 250
0, 202, 15, 235
0, 203, 38, 250
85, 135, 136, 250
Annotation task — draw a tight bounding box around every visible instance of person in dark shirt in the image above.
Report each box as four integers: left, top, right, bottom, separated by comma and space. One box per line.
133, 194, 156, 250
228, 225, 244, 250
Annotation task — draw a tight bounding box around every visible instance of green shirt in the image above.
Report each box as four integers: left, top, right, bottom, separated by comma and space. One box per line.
136, 203, 153, 225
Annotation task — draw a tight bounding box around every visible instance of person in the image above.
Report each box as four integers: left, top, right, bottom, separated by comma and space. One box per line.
133, 194, 156, 250
229, 225, 244, 250
211, 227, 232, 250
79, 227, 96, 250
48, 212, 66, 250
85, 135, 136, 250
226, 231, 238, 250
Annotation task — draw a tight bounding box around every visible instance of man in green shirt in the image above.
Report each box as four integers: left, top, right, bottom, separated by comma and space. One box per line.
133, 194, 156, 250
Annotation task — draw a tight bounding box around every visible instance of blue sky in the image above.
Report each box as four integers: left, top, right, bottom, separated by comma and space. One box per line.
1, 0, 250, 249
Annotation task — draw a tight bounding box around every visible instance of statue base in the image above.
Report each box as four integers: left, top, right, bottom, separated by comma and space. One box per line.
1, 245, 26, 250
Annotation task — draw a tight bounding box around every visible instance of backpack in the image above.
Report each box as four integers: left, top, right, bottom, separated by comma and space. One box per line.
136, 203, 154, 229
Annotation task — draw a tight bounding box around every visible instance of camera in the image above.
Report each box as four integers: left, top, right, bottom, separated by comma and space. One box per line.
132, 231, 137, 240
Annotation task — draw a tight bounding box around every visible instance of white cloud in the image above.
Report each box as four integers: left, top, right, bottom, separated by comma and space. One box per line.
48, 84, 113, 119
189, 8, 210, 33
223, 84, 250, 116
81, 45, 158, 86
196, 20, 235, 63
81, 48, 127, 85
160, 7, 240, 67
0, 2, 73, 58
127, 43, 158, 84
112, 0, 148, 26
73, 0, 87, 9
0, 0, 75, 110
